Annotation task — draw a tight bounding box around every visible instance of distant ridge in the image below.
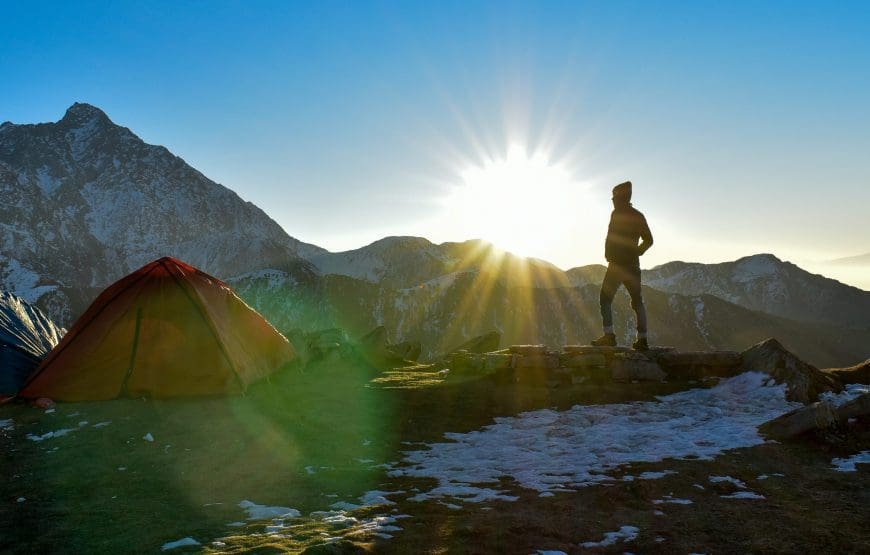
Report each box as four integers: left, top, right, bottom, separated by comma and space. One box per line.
643, 254, 870, 329
827, 252, 870, 265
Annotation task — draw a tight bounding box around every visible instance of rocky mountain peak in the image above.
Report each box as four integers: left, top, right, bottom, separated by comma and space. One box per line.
59, 102, 112, 127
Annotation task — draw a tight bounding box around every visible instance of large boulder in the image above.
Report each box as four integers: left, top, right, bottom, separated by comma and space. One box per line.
839, 392, 870, 420
611, 352, 666, 382
824, 359, 870, 385
450, 331, 501, 354
356, 326, 421, 364
510, 344, 548, 356
655, 350, 742, 380
388, 340, 422, 362
559, 352, 607, 368
761, 392, 870, 438
445, 351, 485, 372
514, 352, 560, 370
760, 400, 839, 438
357, 326, 391, 358
484, 353, 514, 370
740, 338, 840, 403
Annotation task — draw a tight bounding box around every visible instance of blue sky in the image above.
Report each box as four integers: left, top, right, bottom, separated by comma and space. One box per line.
2, 1, 869, 274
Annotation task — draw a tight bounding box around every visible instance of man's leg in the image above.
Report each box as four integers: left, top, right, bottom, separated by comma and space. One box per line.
623, 267, 648, 347
597, 264, 621, 338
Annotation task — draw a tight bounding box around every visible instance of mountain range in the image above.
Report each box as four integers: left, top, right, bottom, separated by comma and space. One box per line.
2, 103, 868, 367
828, 252, 870, 266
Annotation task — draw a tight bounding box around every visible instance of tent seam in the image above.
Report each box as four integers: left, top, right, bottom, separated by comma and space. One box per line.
163, 262, 246, 392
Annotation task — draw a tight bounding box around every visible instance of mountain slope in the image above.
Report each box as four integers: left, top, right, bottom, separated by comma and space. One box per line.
231, 267, 868, 368
643, 254, 870, 329
308, 236, 571, 289
0, 103, 322, 324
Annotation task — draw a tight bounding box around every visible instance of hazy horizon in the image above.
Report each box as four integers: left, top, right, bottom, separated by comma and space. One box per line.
3, 1, 868, 287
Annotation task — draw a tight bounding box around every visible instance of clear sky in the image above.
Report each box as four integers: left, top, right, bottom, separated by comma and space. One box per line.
2, 1, 869, 278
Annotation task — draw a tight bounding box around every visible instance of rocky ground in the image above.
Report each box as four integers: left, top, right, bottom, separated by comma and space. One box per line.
1, 341, 868, 554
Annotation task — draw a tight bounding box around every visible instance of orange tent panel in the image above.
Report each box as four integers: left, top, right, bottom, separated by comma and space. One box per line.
20, 257, 295, 401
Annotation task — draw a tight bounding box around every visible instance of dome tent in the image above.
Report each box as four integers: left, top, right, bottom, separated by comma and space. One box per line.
20, 257, 295, 401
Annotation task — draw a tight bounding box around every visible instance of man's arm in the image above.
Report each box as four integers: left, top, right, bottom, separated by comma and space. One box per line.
638, 215, 653, 256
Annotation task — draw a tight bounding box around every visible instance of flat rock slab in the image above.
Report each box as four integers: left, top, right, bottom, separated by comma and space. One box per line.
611, 356, 666, 382
446, 352, 485, 372
513, 353, 560, 370
484, 353, 514, 371
563, 345, 675, 353
509, 345, 548, 356
562, 345, 633, 355
559, 353, 607, 368
656, 351, 741, 366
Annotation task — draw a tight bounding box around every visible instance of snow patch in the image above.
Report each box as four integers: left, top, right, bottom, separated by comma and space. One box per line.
359, 490, 403, 507
733, 255, 778, 282
238, 500, 300, 520
161, 537, 200, 551
721, 491, 765, 500
708, 475, 747, 488
653, 496, 693, 505
390, 372, 799, 502
26, 428, 76, 441
0, 258, 58, 303
820, 384, 870, 408
34, 166, 62, 195
580, 525, 639, 548
831, 451, 870, 472
623, 470, 676, 481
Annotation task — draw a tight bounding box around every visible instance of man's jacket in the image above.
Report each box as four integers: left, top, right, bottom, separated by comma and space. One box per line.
604, 205, 652, 267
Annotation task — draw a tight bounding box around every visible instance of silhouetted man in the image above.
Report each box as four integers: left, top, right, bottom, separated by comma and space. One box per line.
592, 181, 653, 350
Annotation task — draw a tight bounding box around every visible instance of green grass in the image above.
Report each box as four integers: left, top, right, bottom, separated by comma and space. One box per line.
1, 358, 404, 554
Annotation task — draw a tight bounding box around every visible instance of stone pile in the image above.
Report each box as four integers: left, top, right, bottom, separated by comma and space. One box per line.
440, 338, 853, 407
445, 343, 745, 386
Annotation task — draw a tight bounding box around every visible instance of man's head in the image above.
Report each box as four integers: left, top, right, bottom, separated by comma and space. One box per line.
612, 181, 632, 208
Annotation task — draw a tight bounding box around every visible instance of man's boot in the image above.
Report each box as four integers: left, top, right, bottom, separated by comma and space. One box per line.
632, 337, 649, 351
591, 333, 617, 347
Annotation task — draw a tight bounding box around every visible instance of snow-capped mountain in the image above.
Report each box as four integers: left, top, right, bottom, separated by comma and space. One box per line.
0, 103, 322, 324
308, 236, 571, 289
643, 254, 870, 329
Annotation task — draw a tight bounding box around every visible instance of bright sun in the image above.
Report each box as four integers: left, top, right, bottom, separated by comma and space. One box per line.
446, 144, 596, 262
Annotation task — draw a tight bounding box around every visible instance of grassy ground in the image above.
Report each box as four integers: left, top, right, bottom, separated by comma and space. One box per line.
1, 358, 868, 554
